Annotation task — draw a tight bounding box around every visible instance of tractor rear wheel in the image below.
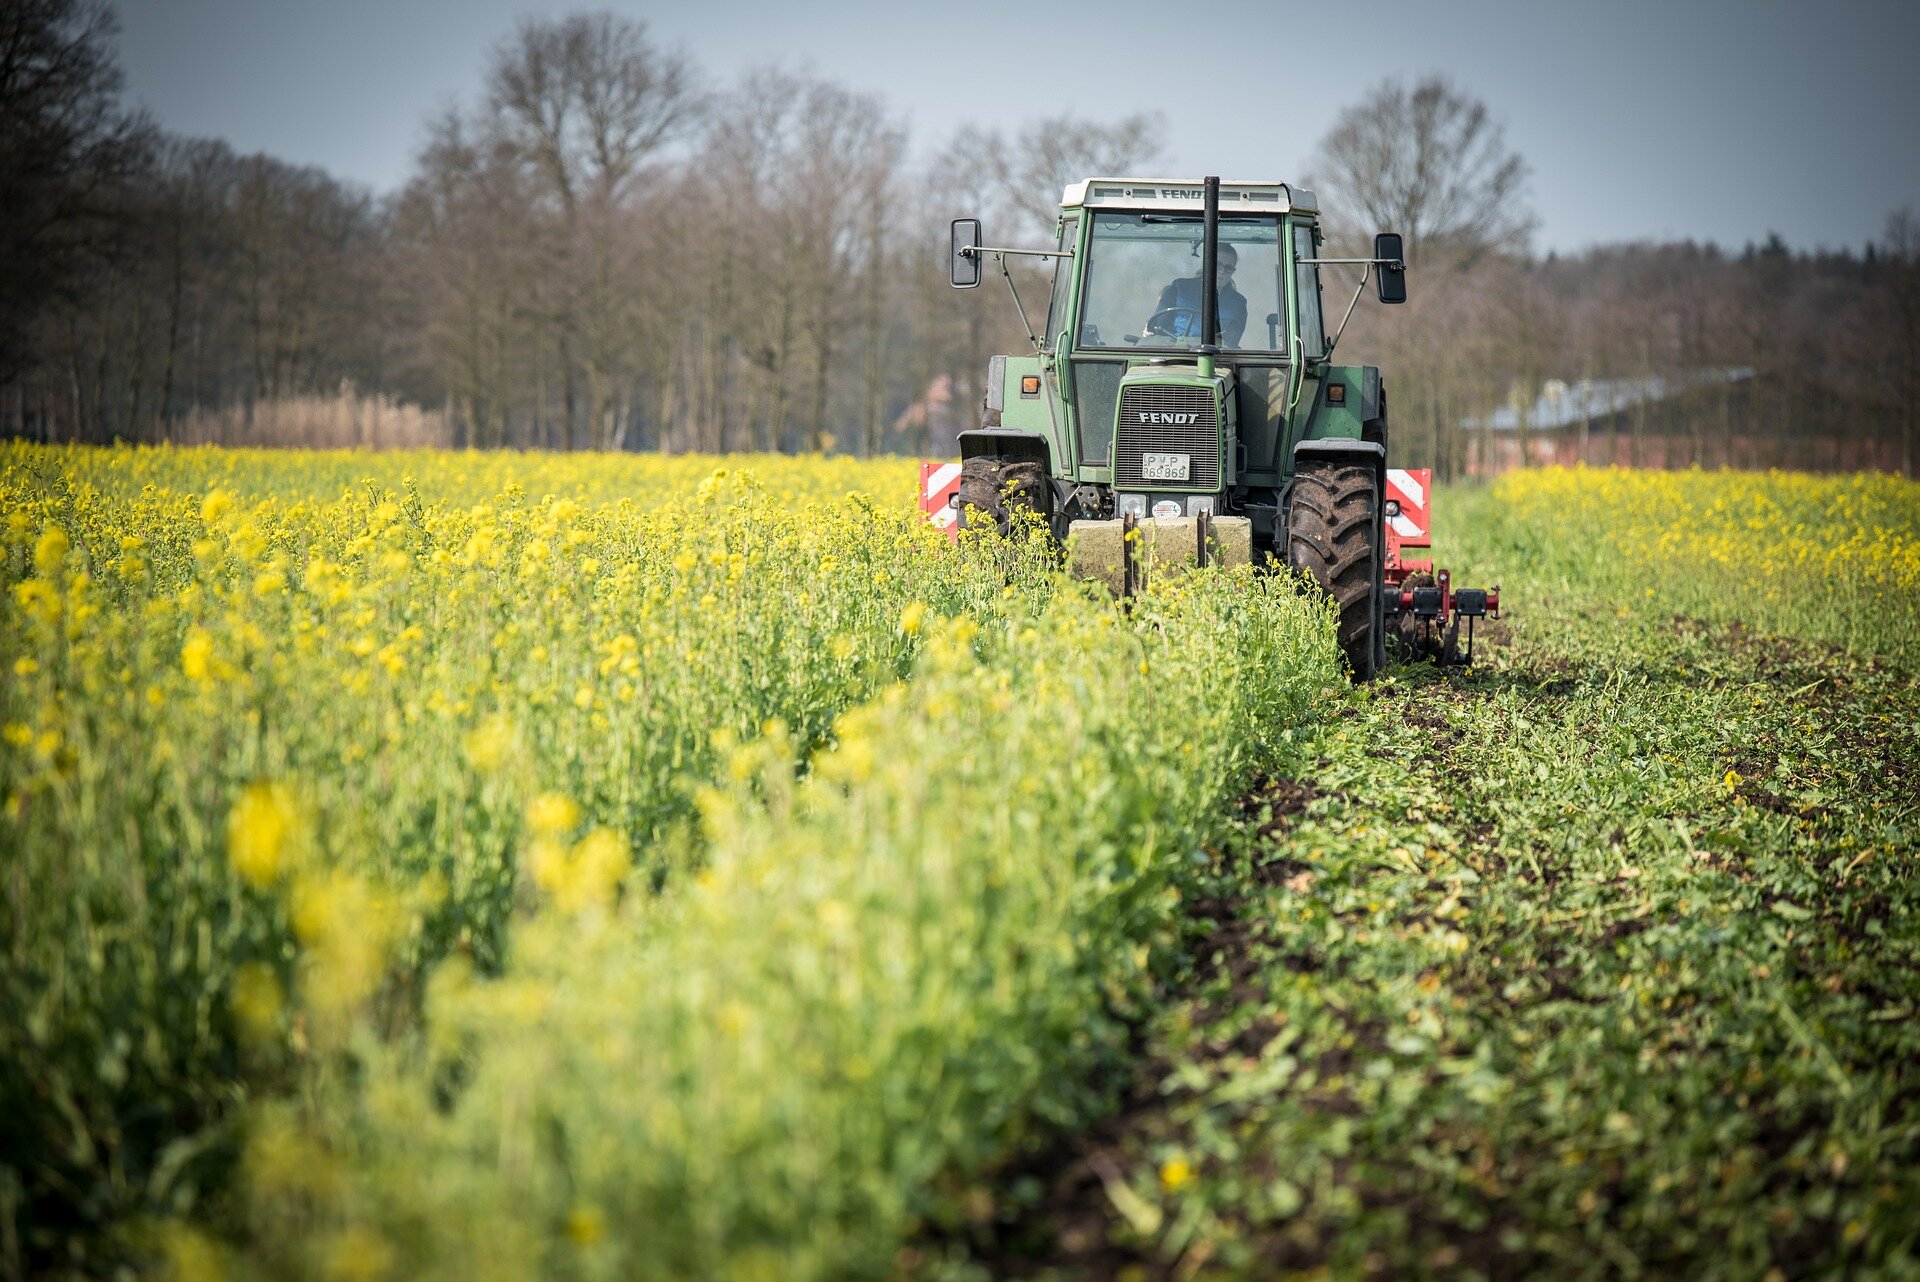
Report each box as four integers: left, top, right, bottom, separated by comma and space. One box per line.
956, 454, 1051, 539
1287, 462, 1382, 679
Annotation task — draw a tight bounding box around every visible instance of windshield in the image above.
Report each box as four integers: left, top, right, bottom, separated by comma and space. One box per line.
1076, 212, 1285, 354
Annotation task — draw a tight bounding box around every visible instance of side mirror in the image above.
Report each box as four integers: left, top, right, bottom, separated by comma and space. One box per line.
1374, 232, 1407, 304
950, 218, 982, 289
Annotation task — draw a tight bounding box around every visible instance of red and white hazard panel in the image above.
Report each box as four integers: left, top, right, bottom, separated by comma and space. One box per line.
919, 461, 962, 542
1384, 467, 1431, 558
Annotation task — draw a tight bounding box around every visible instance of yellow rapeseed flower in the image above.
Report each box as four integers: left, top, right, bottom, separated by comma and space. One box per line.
228, 783, 296, 888
527, 792, 580, 837
33, 526, 69, 576
561, 828, 631, 914
182, 628, 214, 682
1159, 1156, 1193, 1192
244, 1106, 339, 1201
463, 715, 514, 773
12, 577, 59, 624
899, 600, 927, 636
291, 872, 399, 1033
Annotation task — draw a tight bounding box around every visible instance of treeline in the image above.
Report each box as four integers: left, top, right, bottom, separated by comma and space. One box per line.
0, 3, 1158, 457
1309, 77, 1918, 478
2, 2, 1915, 475
1342, 230, 1920, 477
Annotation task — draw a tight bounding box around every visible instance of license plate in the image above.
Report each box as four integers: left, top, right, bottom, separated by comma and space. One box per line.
1140, 452, 1190, 482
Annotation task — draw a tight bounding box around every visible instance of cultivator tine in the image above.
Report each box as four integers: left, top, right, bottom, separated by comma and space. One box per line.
1196, 510, 1209, 570
1122, 511, 1138, 598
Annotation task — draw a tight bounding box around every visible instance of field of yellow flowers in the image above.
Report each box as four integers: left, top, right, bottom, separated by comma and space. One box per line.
3, 446, 1915, 1281
0, 443, 1340, 1279
1482, 466, 1920, 661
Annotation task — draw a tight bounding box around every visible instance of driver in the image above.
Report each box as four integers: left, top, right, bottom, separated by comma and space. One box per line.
1147, 242, 1247, 348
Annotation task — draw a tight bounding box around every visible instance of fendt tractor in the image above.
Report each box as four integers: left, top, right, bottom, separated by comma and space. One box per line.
928, 176, 1498, 678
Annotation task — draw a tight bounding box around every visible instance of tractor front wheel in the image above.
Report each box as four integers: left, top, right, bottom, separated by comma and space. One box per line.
956, 454, 1051, 539
1287, 462, 1383, 679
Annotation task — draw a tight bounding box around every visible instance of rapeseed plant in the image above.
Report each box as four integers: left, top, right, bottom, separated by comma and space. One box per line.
1487, 466, 1920, 661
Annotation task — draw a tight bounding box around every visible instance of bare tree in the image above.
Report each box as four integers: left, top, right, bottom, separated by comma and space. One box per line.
781, 81, 903, 453
487, 12, 701, 213
392, 111, 538, 447
1307, 75, 1533, 266
0, 0, 153, 383
958, 113, 1164, 240
484, 13, 702, 448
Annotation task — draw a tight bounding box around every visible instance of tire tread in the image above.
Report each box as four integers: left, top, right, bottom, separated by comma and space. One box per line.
1287, 462, 1380, 678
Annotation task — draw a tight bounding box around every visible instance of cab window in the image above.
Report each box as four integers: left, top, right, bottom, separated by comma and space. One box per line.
1043, 216, 1078, 351
1076, 211, 1284, 353
1292, 223, 1325, 358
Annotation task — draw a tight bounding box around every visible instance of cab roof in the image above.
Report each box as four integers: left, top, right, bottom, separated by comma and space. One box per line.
1060, 178, 1318, 215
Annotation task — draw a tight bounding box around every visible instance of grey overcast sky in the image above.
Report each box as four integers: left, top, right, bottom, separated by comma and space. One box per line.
118, 0, 1919, 255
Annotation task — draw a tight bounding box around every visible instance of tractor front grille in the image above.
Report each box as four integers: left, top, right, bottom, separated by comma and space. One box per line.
1113, 385, 1222, 491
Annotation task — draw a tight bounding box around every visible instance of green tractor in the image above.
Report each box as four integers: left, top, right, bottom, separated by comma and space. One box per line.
946, 175, 1485, 679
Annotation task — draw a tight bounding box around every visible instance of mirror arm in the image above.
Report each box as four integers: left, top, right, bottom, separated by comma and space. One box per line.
1323, 261, 1373, 362
1296, 255, 1403, 362
961, 246, 1073, 261
992, 252, 1044, 353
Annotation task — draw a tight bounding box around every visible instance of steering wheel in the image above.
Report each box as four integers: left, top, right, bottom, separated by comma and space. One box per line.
1143, 306, 1200, 340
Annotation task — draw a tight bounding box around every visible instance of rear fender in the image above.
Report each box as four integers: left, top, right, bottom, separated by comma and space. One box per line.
957, 430, 1072, 536
958, 429, 1050, 471
1290, 437, 1384, 477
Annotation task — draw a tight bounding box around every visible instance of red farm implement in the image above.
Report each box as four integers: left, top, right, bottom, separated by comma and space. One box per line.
1383, 467, 1500, 665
